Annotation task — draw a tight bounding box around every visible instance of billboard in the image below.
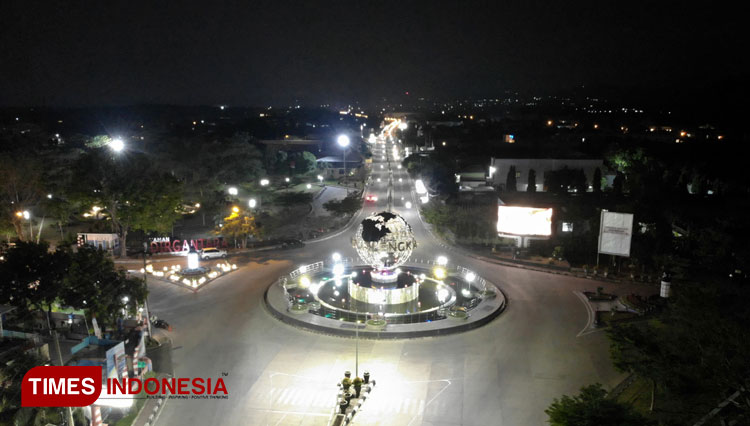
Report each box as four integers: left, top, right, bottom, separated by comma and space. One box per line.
598, 211, 634, 257
497, 206, 553, 236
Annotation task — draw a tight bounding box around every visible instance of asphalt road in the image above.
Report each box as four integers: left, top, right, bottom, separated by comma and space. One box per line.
148, 139, 637, 425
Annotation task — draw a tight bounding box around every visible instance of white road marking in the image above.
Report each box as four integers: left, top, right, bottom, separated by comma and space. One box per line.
574, 291, 603, 337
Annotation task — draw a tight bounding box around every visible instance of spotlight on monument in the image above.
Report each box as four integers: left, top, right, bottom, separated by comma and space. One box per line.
300, 276, 311, 288
333, 263, 345, 277
434, 267, 446, 280
187, 249, 199, 270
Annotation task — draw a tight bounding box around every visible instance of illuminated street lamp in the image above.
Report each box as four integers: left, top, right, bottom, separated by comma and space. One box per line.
317, 175, 324, 186
248, 198, 257, 209
260, 179, 270, 186
228, 187, 238, 196
109, 138, 125, 152
337, 134, 350, 181
436, 255, 448, 266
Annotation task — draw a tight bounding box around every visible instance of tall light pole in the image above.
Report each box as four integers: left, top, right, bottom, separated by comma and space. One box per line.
142, 242, 153, 338
337, 134, 350, 183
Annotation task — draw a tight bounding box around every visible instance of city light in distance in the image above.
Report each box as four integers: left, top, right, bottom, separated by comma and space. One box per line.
248, 198, 257, 208
260, 179, 270, 186
228, 187, 238, 195
337, 134, 350, 147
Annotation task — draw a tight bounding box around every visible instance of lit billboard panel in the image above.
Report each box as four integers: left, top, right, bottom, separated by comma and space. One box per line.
497, 206, 553, 236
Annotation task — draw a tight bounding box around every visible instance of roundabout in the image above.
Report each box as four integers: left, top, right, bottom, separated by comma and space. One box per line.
264, 211, 507, 338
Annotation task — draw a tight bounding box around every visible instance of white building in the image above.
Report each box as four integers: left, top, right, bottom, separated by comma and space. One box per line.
488, 158, 611, 192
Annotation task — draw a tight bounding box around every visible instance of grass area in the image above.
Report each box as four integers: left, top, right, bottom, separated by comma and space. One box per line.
598, 311, 640, 327
614, 375, 656, 419
114, 371, 157, 426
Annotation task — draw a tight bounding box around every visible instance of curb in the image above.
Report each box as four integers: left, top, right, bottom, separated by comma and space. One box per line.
263, 274, 507, 340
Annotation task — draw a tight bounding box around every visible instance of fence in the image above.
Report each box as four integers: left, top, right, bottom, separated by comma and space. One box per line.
279, 260, 494, 324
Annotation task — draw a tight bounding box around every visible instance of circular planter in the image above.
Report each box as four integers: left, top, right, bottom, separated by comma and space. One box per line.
365, 318, 387, 331
448, 310, 468, 320
480, 290, 496, 299
290, 303, 308, 315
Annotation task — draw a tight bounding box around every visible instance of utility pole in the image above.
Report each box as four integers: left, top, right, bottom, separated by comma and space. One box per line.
142, 243, 152, 338
52, 330, 75, 426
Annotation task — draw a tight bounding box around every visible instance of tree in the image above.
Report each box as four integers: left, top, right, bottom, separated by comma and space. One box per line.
0, 241, 67, 322
59, 245, 147, 327
42, 196, 78, 242
218, 209, 259, 248
506, 166, 517, 192
323, 193, 361, 216
593, 168, 602, 193
0, 155, 44, 241
71, 149, 183, 257
612, 172, 624, 195
545, 167, 587, 194
607, 281, 750, 424
527, 169, 537, 192
0, 348, 45, 423
545, 384, 653, 426
290, 151, 317, 175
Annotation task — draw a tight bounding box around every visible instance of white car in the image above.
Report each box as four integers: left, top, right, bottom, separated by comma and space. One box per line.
199, 247, 227, 260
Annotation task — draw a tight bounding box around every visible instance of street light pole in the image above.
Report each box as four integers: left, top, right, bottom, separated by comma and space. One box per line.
142, 243, 152, 338
355, 300, 359, 378
337, 135, 350, 185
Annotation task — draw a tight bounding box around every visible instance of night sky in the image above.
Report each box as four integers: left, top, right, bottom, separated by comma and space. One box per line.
1, 1, 746, 107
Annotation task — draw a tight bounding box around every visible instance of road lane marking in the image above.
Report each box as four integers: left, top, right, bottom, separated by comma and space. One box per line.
574, 291, 603, 337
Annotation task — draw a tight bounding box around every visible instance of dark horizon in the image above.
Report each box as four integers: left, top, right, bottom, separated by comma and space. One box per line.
1, 1, 747, 110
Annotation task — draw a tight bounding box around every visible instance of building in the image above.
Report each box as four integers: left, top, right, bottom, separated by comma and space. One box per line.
488, 158, 610, 192
456, 164, 494, 192
316, 154, 365, 179
77, 233, 120, 255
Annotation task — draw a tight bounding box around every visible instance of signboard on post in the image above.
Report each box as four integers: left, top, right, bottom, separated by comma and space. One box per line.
598, 211, 634, 257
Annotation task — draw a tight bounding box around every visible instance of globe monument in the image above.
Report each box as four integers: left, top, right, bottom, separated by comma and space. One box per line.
265, 209, 506, 337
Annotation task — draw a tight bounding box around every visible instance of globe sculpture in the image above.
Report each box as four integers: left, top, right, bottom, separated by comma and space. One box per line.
352, 211, 417, 271
351, 211, 419, 303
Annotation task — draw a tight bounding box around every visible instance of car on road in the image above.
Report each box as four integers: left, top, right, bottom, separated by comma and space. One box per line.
280, 239, 305, 250
199, 247, 227, 260
365, 194, 378, 202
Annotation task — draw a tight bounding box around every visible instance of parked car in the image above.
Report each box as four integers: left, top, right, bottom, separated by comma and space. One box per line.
280, 239, 305, 250
199, 247, 227, 260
